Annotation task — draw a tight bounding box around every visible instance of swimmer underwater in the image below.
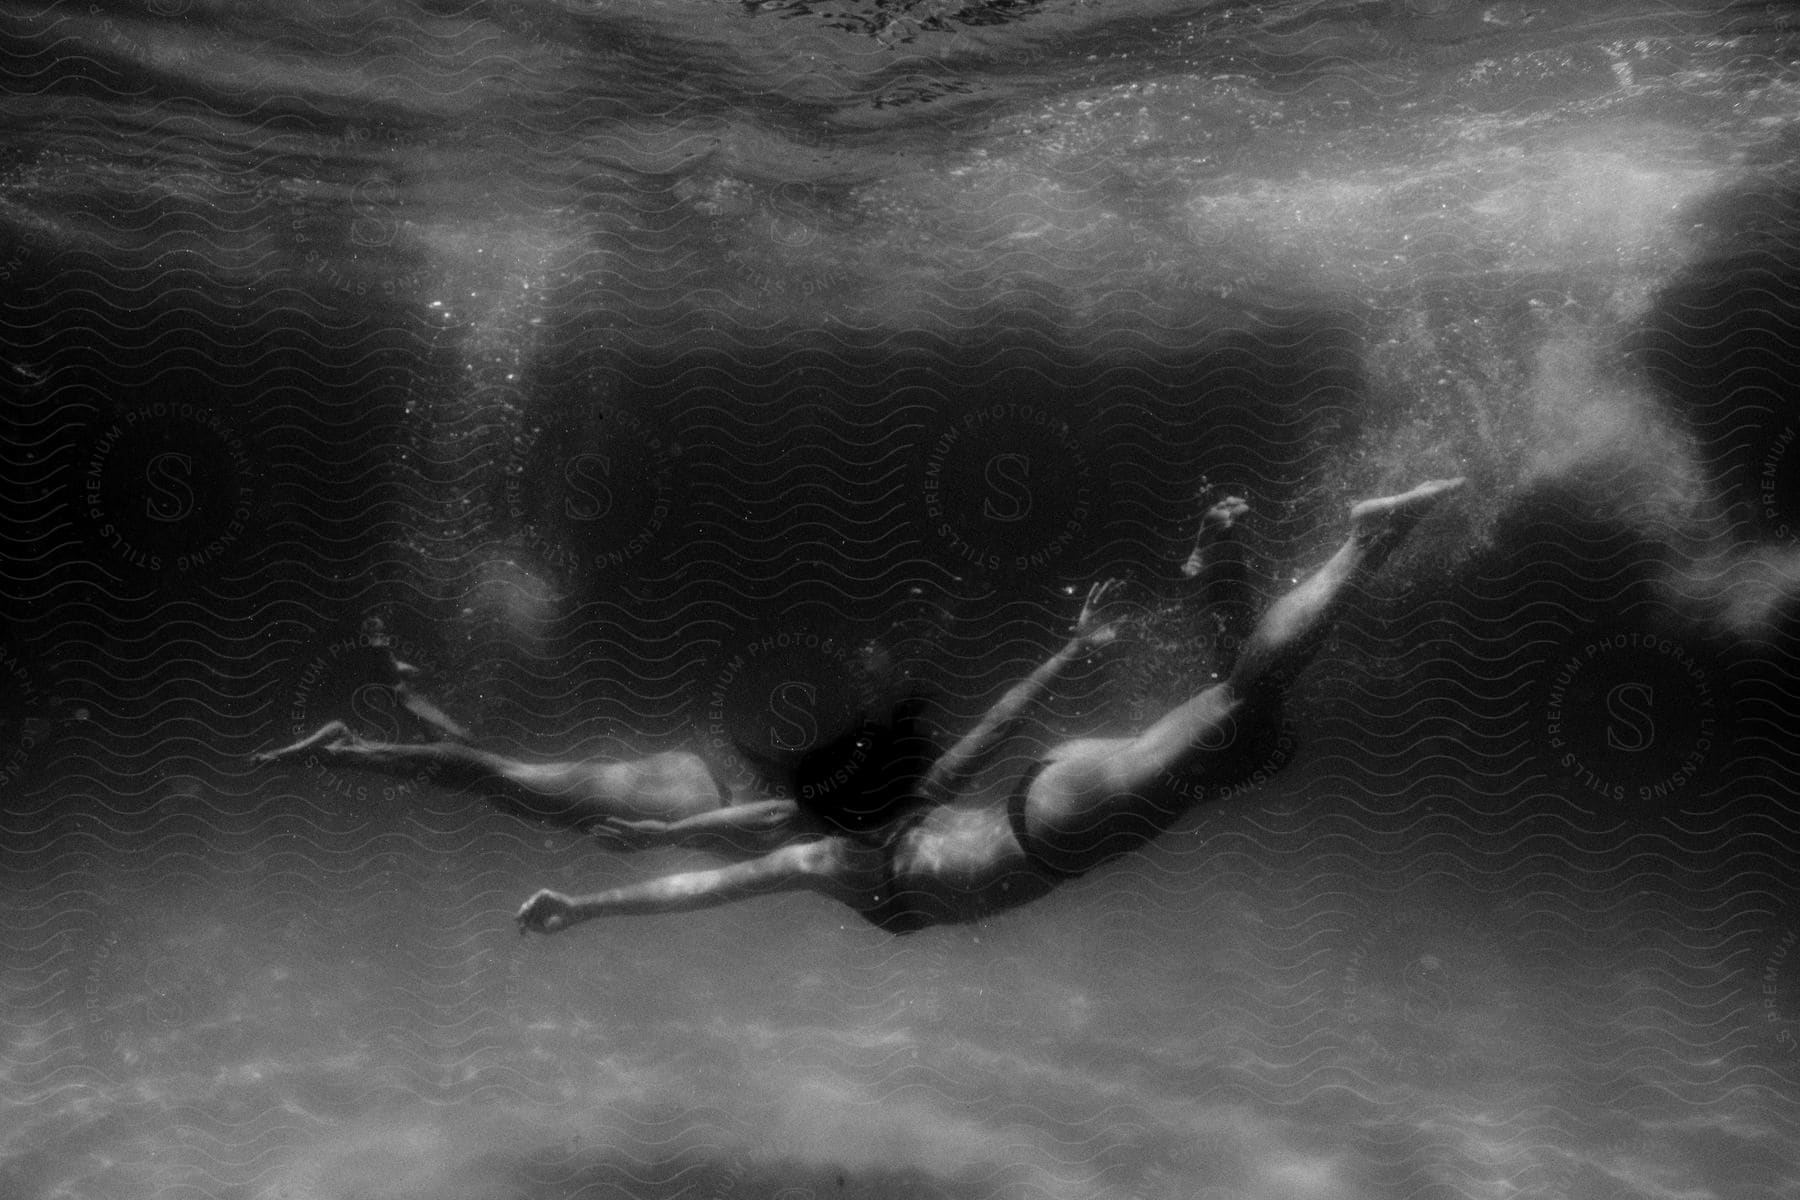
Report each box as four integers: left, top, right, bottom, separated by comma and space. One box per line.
253, 478, 1464, 936
512, 479, 1462, 934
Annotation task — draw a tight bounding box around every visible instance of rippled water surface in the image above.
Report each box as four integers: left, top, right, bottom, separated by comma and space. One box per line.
4, 1, 1800, 1198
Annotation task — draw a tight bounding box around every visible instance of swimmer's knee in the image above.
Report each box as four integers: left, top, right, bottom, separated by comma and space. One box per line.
670, 751, 730, 808
631, 750, 732, 810
787, 839, 867, 900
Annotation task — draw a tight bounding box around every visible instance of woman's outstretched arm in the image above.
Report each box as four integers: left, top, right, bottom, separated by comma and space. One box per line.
514, 838, 858, 934
919, 579, 1123, 799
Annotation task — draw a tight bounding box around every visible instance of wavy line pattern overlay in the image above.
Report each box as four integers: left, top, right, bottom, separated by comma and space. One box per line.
2, 2, 1798, 1199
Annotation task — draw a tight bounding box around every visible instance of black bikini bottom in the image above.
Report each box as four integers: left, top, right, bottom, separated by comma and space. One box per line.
1005, 758, 1089, 881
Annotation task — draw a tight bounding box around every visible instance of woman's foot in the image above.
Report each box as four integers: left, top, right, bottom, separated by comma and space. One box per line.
1073, 578, 1128, 649
250, 720, 359, 765
1182, 495, 1250, 578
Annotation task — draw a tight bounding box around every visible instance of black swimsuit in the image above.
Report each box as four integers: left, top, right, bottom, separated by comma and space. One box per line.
852, 756, 1093, 935
1005, 758, 1090, 881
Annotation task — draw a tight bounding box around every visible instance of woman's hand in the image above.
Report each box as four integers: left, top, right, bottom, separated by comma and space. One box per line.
516, 889, 577, 935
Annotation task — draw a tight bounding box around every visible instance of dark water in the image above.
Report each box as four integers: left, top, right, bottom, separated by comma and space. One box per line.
4, 0, 1800, 1196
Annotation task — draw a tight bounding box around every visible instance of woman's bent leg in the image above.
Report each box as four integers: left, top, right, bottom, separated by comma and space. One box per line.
490, 751, 732, 825
1020, 479, 1463, 870
252, 723, 731, 828
1226, 477, 1463, 706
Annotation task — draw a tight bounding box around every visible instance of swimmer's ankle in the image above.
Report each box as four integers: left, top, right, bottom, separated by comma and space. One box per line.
1348, 477, 1464, 541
